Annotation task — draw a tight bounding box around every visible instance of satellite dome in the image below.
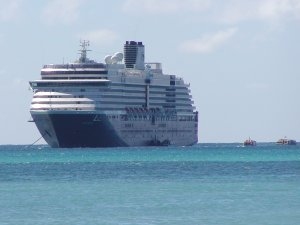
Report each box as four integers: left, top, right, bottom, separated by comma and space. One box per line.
114, 52, 123, 61
111, 52, 124, 64
104, 55, 112, 64
111, 56, 118, 64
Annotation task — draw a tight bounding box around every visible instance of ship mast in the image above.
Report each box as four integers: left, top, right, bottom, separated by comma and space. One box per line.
78, 40, 91, 63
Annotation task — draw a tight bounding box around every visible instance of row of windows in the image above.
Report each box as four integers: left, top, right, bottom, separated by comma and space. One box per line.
31, 105, 195, 114
32, 101, 93, 104
120, 115, 197, 121
33, 84, 189, 95
31, 101, 192, 108
43, 63, 106, 69
121, 129, 194, 133
150, 89, 189, 95
108, 88, 189, 95
38, 89, 190, 97
41, 70, 108, 75
33, 92, 191, 101
30, 81, 109, 87
42, 76, 108, 80
111, 83, 188, 90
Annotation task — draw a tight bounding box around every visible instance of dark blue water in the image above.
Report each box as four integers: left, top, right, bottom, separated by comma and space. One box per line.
0, 144, 299, 225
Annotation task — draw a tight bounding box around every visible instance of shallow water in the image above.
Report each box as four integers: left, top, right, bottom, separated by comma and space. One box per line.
0, 144, 299, 225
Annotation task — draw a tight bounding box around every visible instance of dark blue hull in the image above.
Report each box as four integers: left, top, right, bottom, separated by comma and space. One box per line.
31, 113, 127, 148
31, 111, 198, 148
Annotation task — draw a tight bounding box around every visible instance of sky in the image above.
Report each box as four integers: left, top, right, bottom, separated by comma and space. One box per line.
0, 0, 299, 144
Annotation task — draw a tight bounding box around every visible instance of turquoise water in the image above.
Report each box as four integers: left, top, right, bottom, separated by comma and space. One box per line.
0, 144, 299, 225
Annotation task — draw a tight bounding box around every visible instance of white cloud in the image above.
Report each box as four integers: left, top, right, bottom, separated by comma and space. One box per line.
0, 0, 22, 22
258, 0, 300, 21
79, 29, 118, 47
179, 27, 238, 54
122, 0, 300, 28
218, 0, 300, 24
42, 0, 84, 25
217, 1, 258, 24
123, 0, 211, 14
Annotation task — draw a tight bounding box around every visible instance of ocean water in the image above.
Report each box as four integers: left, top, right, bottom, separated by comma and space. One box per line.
0, 144, 299, 225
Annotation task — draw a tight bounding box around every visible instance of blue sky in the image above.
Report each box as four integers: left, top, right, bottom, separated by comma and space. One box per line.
0, 0, 299, 144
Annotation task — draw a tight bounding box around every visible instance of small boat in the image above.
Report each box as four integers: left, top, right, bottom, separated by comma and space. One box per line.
276, 137, 297, 145
244, 137, 256, 146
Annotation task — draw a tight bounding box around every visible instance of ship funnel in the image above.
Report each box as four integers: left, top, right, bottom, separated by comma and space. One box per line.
124, 41, 145, 70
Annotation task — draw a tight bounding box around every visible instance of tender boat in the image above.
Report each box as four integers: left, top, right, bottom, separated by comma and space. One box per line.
244, 137, 256, 146
276, 137, 297, 145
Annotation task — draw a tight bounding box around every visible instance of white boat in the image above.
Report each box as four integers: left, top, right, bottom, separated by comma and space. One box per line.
276, 137, 297, 145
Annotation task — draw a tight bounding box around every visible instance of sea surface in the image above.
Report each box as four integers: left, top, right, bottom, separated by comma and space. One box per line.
0, 143, 299, 225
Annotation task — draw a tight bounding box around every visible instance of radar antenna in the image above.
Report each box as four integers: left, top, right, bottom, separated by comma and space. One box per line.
78, 40, 91, 63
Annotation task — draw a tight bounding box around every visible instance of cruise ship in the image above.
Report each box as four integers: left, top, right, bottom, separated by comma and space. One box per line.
29, 41, 198, 148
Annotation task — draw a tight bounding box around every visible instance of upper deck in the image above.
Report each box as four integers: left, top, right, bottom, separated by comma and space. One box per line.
32, 41, 189, 89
